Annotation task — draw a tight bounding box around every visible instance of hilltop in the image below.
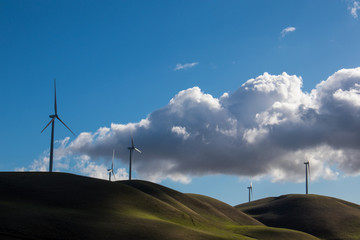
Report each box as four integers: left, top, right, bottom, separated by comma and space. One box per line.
0, 172, 319, 240
236, 194, 360, 240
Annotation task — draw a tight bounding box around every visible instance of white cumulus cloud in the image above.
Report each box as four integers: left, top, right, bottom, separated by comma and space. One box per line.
349, 1, 360, 18
281, 26, 296, 37
28, 67, 360, 184
174, 62, 199, 71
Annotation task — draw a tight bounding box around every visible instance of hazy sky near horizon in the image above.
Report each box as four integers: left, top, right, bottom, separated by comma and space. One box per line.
1, 0, 360, 205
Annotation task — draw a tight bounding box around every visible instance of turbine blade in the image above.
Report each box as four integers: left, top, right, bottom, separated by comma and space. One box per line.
135, 147, 141, 153
131, 135, 134, 148
56, 116, 75, 136
41, 118, 55, 133
54, 79, 57, 115
112, 171, 116, 181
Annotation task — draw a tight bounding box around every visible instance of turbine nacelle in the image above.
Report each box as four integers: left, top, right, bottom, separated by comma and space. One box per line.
128, 146, 141, 153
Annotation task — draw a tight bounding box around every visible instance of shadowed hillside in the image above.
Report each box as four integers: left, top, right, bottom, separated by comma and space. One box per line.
0, 172, 319, 240
236, 194, 360, 240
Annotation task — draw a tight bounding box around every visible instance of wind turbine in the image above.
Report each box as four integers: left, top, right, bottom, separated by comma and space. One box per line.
247, 182, 253, 202
304, 160, 310, 195
128, 135, 141, 180
107, 149, 116, 181
41, 79, 75, 172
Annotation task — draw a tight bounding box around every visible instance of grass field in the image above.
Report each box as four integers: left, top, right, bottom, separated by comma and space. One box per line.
236, 194, 360, 240
0, 172, 319, 240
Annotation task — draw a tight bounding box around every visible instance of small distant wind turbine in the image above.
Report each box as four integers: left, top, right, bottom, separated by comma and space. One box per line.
247, 182, 253, 202
304, 160, 310, 195
128, 135, 141, 180
41, 79, 75, 172
107, 149, 116, 181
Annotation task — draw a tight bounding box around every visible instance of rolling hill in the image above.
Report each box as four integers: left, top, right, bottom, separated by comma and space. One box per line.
0, 172, 319, 240
236, 194, 360, 240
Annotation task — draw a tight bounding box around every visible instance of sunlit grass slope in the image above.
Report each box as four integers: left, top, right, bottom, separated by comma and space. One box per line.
236, 194, 360, 240
0, 172, 319, 240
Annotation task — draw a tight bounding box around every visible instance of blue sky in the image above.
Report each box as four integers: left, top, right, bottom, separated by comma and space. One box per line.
1, 0, 360, 206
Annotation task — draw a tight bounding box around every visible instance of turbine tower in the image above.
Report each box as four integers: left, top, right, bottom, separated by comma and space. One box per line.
107, 149, 116, 181
41, 79, 75, 172
128, 135, 141, 180
304, 161, 310, 195
247, 182, 253, 202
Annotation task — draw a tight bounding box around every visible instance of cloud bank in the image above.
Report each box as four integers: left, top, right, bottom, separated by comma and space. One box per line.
41, 67, 360, 183
281, 27, 296, 37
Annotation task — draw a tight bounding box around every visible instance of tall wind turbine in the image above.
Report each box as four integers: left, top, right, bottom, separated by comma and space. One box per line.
41, 79, 75, 172
128, 135, 141, 180
304, 161, 310, 195
107, 149, 116, 181
247, 182, 253, 202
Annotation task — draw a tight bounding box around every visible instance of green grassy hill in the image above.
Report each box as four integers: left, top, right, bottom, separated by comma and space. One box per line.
236, 194, 360, 240
0, 172, 319, 240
